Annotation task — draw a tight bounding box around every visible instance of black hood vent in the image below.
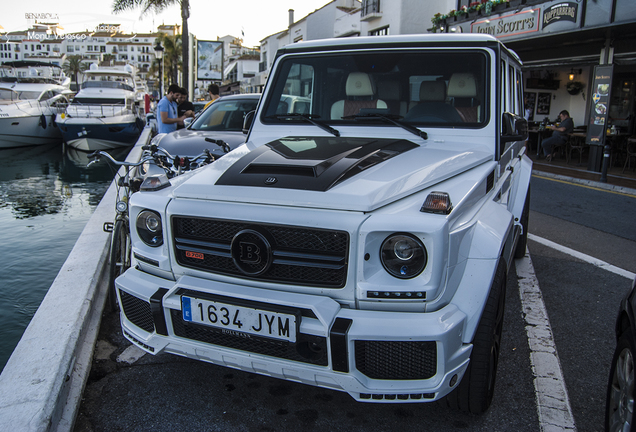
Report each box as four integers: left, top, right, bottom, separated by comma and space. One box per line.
216, 137, 418, 192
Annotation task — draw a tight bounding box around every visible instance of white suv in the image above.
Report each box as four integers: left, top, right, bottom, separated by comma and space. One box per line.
117, 34, 531, 414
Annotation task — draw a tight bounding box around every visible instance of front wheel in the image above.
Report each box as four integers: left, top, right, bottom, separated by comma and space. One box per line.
606, 328, 636, 432
446, 259, 506, 414
108, 219, 131, 312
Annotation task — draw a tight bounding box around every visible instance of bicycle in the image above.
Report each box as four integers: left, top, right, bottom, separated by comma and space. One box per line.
87, 143, 225, 311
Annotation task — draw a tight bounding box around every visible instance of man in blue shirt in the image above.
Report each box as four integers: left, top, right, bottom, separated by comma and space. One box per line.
156, 84, 188, 134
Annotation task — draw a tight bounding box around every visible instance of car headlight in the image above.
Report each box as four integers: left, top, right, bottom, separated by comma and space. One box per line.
136, 210, 163, 247
380, 233, 427, 279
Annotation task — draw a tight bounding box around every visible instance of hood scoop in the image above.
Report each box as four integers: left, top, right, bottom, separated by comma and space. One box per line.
215, 137, 418, 191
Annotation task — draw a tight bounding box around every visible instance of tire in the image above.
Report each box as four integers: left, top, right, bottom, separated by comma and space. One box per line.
108, 219, 131, 312
446, 259, 506, 414
606, 328, 636, 432
514, 186, 530, 259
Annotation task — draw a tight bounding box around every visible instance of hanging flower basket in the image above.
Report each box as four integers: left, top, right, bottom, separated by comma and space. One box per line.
566, 81, 584, 95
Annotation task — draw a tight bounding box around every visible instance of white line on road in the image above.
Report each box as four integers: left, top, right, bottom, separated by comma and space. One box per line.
528, 233, 636, 280
516, 250, 577, 432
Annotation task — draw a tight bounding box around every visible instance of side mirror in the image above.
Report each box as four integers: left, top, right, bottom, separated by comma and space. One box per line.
243, 110, 255, 134
501, 112, 528, 143
184, 117, 193, 128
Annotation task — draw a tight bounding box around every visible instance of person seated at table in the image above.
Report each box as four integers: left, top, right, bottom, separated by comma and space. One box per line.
542, 110, 574, 161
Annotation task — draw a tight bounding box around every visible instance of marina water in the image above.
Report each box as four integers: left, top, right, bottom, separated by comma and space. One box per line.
0, 143, 127, 371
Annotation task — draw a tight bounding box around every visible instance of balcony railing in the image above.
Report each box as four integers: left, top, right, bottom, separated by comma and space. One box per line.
361, 0, 382, 21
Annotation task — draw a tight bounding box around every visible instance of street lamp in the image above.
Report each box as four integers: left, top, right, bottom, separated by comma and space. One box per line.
153, 41, 164, 97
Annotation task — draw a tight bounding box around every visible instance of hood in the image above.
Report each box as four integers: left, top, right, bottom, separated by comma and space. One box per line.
172, 136, 491, 212
157, 129, 248, 158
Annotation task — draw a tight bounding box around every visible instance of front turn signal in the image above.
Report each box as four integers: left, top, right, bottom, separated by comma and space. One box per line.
420, 191, 453, 215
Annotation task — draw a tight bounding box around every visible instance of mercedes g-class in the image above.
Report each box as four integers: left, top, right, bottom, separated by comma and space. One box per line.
117, 34, 530, 413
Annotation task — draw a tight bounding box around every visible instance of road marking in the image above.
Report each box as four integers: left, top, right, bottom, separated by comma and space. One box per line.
529, 233, 636, 280
532, 173, 636, 199
117, 345, 146, 364
515, 250, 577, 431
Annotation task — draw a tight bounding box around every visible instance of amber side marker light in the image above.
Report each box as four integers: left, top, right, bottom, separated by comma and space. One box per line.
420, 191, 453, 215
140, 174, 171, 191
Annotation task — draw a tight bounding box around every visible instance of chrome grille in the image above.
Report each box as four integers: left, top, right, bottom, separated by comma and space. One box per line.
172, 217, 349, 288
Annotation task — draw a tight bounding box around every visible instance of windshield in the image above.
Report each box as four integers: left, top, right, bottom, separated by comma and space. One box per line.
0, 89, 41, 101
191, 98, 259, 132
0, 89, 19, 101
262, 50, 489, 128
82, 74, 135, 92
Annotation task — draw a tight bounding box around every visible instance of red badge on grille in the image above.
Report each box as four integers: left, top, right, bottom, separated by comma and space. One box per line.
185, 251, 204, 260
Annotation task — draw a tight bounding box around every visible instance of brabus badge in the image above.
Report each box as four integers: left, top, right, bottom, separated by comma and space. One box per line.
264, 177, 278, 185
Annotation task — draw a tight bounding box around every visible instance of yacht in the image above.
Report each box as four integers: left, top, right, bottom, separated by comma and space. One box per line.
0, 61, 72, 149
57, 64, 145, 151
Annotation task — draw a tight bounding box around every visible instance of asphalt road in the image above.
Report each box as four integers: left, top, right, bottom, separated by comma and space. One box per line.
74, 174, 636, 432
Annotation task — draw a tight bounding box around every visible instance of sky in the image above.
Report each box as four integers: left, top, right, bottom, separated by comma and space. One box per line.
1, 0, 333, 47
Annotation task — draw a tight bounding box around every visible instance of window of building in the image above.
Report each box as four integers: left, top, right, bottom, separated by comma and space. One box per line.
369, 26, 389, 36
67, 46, 74, 53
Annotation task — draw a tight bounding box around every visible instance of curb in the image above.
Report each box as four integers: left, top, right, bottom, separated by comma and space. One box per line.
0, 128, 151, 432
532, 169, 636, 197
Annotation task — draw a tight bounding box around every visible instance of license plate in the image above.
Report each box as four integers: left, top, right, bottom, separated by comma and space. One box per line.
181, 296, 297, 343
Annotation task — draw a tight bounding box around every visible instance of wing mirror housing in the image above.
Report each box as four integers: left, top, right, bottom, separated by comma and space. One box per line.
501, 112, 528, 143
243, 110, 255, 134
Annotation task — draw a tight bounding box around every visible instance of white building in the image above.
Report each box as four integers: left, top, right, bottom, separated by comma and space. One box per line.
1, 22, 166, 87
251, 0, 443, 92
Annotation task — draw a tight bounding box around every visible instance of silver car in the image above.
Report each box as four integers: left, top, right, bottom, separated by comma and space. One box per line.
152, 93, 260, 159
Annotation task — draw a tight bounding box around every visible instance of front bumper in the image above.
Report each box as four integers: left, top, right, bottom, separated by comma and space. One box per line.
116, 268, 472, 403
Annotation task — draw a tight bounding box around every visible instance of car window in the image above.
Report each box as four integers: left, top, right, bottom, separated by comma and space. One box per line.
191, 99, 259, 132
262, 50, 489, 127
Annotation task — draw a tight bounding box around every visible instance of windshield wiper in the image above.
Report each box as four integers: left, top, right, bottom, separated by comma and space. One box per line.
266, 113, 340, 137
342, 113, 428, 140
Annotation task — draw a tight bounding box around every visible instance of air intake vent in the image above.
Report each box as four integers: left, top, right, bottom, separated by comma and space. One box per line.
486, 170, 495, 193
355, 340, 437, 380
120, 290, 155, 333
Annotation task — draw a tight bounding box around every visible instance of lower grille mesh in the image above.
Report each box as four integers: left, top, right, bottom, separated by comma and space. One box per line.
120, 290, 155, 333
355, 340, 437, 380
170, 309, 328, 366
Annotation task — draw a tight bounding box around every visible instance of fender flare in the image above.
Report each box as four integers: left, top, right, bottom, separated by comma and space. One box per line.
451, 200, 513, 343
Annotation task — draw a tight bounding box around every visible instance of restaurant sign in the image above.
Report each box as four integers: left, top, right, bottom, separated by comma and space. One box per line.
543, 2, 578, 29
471, 9, 540, 39
586, 65, 614, 146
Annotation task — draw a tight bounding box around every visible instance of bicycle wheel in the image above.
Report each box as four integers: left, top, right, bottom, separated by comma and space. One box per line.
108, 218, 131, 312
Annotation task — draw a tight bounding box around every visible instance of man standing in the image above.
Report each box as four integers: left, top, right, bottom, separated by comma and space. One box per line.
157, 84, 188, 134
177, 87, 195, 130
541, 110, 574, 161
204, 83, 220, 110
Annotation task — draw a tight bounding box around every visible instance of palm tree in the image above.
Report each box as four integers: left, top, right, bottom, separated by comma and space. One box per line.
151, 33, 181, 92
62, 55, 88, 91
112, 0, 190, 87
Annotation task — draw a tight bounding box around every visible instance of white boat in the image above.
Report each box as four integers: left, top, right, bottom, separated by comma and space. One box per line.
0, 61, 72, 149
57, 64, 145, 151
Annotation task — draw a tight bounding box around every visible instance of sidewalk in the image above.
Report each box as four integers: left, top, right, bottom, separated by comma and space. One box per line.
526, 148, 636, 196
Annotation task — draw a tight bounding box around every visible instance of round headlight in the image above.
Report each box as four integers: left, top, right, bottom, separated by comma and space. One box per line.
136, 210, 163, 247
380, 233, 427, 279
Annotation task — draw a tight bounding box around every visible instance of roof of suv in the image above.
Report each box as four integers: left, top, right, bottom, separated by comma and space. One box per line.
276, 34, 520, 62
